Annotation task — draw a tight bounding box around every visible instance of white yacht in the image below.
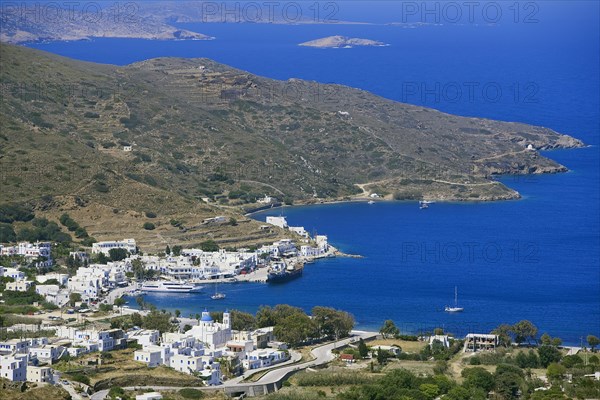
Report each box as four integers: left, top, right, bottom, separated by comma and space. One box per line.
445, 286, 464, 313
141, 281, 203, 293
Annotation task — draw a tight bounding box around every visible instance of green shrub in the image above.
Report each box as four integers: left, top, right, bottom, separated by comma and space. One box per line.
70, 373, 90, 385
179, 388, 204, 399
143, 222, 156, 230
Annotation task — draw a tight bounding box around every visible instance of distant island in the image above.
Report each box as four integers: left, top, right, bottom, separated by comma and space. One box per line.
299, 35, 388, 48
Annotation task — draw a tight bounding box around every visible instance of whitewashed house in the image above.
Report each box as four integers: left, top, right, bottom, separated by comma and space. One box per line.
92, 239, 137, 256
6, 280, 33, 292
0, 354, 28, 381
266, 216, 288, 229
26, 366, 54, 383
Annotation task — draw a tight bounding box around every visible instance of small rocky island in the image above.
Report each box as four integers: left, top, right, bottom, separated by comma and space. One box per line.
299, 35, 388, 48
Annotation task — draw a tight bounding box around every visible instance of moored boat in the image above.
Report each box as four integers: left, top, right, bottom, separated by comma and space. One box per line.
267, 262, 303, 283
141, 281, 203, 293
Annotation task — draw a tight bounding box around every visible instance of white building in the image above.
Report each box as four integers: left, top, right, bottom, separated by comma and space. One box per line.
257, 195, 274, 204
315, 235, 329, 251
134, 347, 163, 368
26, 366, 53, 383
67, 267, 107, 300
35, 285, 70, 307
6, 280, 33, 292
128, 330, 160, 347
28, 345, 64, 364
55, 327, 126, 352
428, 335, 450, 348
3, 267, 24, 280
464, 334, 498, 352
0, 242, 51, 259
36, 272, 69, 286
169, 353, 220, 385
202, 216, 227, 225
187, 309, 232, 350
289, 226, 309, 238
243, 349, 288, 370
266, 216, 288, 229
0, 339, 32, 355
92, 239, 137, 256
0, 355, 28, 381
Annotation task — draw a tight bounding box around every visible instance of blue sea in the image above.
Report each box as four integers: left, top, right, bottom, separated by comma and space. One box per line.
27, 1, 599, 343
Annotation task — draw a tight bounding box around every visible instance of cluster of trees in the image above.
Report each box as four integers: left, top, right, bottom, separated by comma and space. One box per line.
59, 213, 96, 246
16, 217, 72, 243
492, 320, 539, 346
88, 248, 130, 266
110, 308, 173, 333
200, 240, 219, 252
335, 362, 596, 400
0, 202, 34, 224
256, 305, 354, 348
165, 245, 183, 256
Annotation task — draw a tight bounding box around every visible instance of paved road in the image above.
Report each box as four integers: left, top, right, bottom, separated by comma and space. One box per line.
236, 330, 377, 387
91, 330, 377, 399
60, 381, 85, 400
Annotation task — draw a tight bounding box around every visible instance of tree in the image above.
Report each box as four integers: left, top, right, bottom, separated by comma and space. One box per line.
69, 292, 82, 306
131, 259, 146, 280
540, 333, 552, 346
419, 383, 439, 400
231, 310, 256, 331
541, 333, 562, 347
175, 309, 181, 318
256, 305, 277, 328
376, 347, 389, 365
108, 248, 128, 261
379, 319, 400, 339
588, 335, 600, 351
462, 367, 495, 392
165, 245, 171, 255
200, 240, 219, 252
273, 312, 315, 347
538, 345, 562, 367
143, 222, 155, 230
114, 297, 126, 308
142, 310, 173, 333
131, 312, 143, 327
172, 245, 183, 256
135, 295, 146, 310
311, 306, 354, 340
0, 223, 16, 243
512, 320, 538, 345
358, 338, 369, 359
494, 371, 522, 400
546, 363, 566, 381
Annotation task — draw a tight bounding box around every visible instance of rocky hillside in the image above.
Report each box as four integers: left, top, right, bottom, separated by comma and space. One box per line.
0, 43, 583, 246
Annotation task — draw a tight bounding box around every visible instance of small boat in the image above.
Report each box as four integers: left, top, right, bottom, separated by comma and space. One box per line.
368, 200, 375, 205
445, 286, 464, 312
211, 283, 226, 300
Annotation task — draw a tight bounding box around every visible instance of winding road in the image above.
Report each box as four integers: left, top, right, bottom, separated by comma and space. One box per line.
91, 330, 377, 399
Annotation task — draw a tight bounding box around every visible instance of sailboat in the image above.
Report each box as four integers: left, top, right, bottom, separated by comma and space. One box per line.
211, 282, 226, 300
445, 286, 464, 312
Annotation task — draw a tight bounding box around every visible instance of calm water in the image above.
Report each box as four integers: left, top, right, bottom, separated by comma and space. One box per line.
27, 2, 600, 343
